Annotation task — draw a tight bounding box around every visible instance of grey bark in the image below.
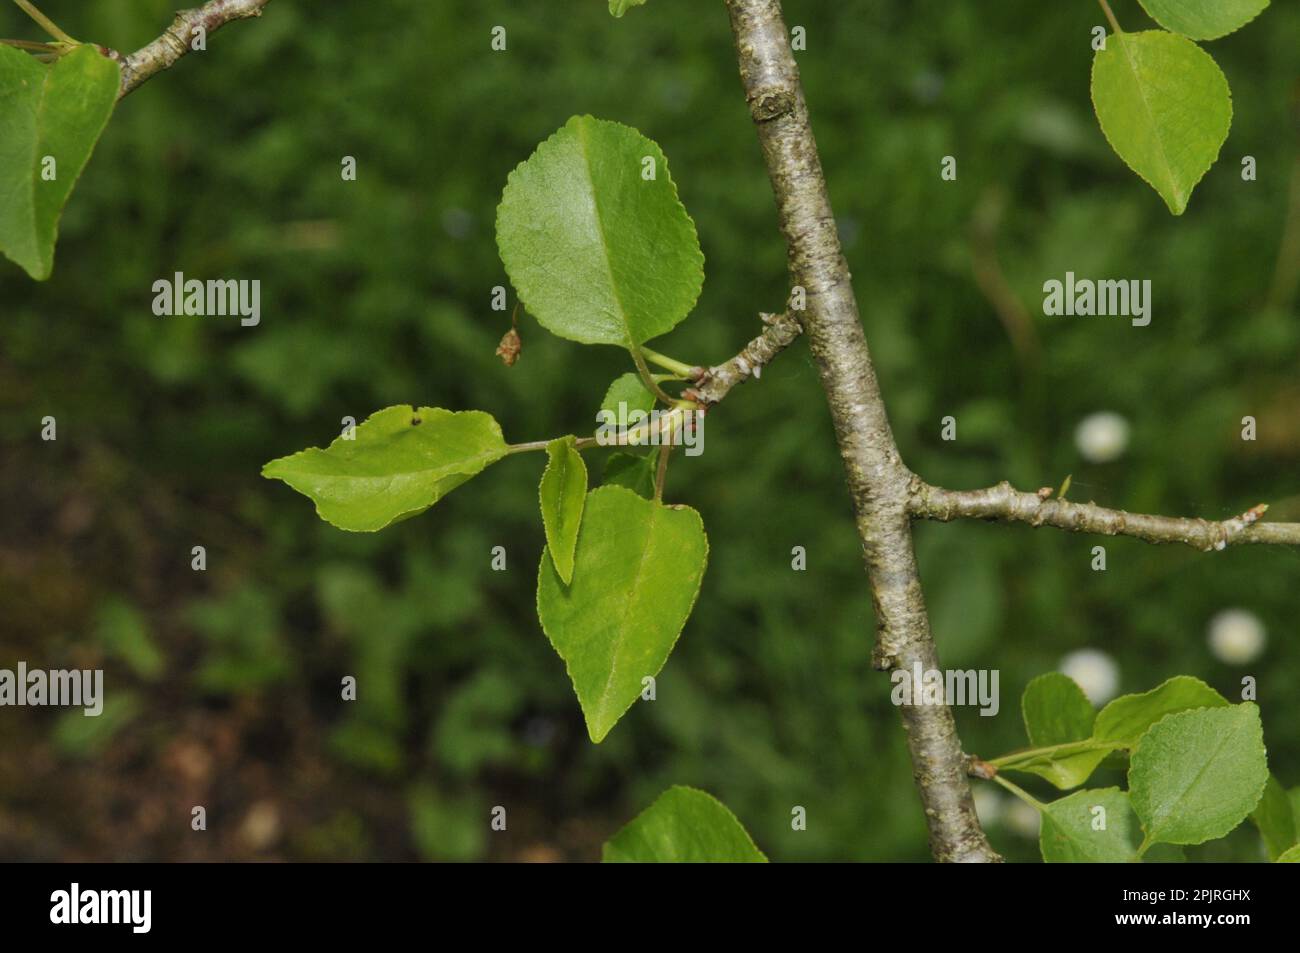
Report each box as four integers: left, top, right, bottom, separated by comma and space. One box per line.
106, 0, 274, 99
912, 480, 1299, 550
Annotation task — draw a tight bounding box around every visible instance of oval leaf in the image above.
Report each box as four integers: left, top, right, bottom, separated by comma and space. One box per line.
1040, 788, 1140, 863
1278, 845, 1300, 863
1129, 704, 1268, 847
539, 436, 587, 584
1091, 30, 1231, 215
602, 786, 766, 862
537, 485, 708, 742
1093, 675, 1228, 746
263, 407, 508, 532
496, 115, 704, 347
1136, 0, 1269, 40
0, 45, 120, 280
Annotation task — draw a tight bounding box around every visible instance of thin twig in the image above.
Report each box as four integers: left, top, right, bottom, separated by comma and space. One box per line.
653, 443, 672, 501
13, 0, 77, 45
631, 347, 677, 405
910, 479, 1300, 550
0, 37, 58, 52
687, 310, 802, 406
103, 0, 274, 99
1097, 0, 1123, 35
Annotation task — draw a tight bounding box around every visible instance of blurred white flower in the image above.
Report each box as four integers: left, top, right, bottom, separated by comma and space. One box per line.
1075, 411, 1130, 464
1207, 608, 1266, 665
1059, 648, 1120, 705
1004, 798, 1042, 839
972, 786, 1007, 828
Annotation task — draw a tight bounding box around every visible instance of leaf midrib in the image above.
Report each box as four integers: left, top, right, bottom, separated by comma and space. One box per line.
575, 119, 635, 350
287, 446, 503, 482
594, 502, 660, 728
1144, 712, 1241, 838
1117, 32, 1181, 206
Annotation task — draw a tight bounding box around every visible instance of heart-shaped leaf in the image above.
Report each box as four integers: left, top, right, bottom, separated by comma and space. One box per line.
1129, 704, 1268, 848
1040, 788, 1140, 863
537, 485, 707, 742
1091, 30, 1231, 215
1136, 0, 1269, 40
263, 406, 509, 532
496, 115, 704, 348
538, 436, 587, 584
602, 786, 766, 862
0, 44, 120, 280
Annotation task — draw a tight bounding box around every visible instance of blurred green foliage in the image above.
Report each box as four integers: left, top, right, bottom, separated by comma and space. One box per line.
0, 0, 1296, 862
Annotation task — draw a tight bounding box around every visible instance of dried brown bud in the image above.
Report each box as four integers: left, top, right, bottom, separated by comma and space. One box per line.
495, 327, 521, 366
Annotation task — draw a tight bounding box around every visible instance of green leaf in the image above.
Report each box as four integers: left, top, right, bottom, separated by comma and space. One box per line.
602, 450, 656, 499
496, 115, 704, 347
1278, 845, 1300, 863
1002, 746, 1112, 791
602, 786, 766, 862
263, 406, 509, 532
1023, 673, 1095, 746
1090, 30, 1231, 215
0, 44, 120, 280
609, 0, 649, 17
539, 436, 587, 584
1251, 775, 1297, 861
601, 372, 656, 418
1129, 704, 1268, 848
1093, 675, 1228, 746
537, 485, 707, 742
1012, 673, 1106, 790
1040, 788, 1140, 863
1136, 0, 1269, 40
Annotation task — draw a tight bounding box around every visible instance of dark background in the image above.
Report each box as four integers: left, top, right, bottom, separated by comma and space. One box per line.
0, 0, 1296, 862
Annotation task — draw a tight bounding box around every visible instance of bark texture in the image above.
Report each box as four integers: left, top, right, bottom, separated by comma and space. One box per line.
913, 480, 1299, 549
108, 0, 274, 98
725, 0, 999, 862
690, 311, 802, 406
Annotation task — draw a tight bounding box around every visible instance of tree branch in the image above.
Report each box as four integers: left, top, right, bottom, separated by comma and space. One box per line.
105, 0, 274, 99
725, 0, 999, 862
687, 310, 802, 406
910, 479, 1300, 550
